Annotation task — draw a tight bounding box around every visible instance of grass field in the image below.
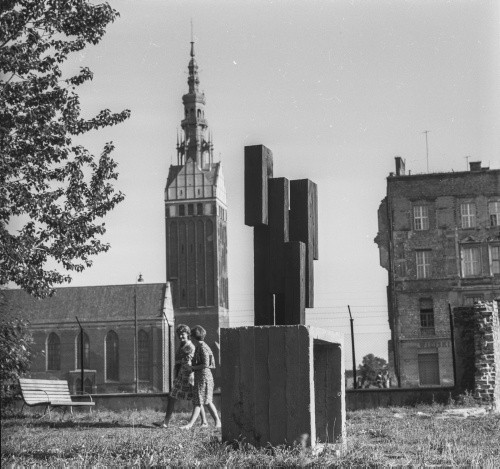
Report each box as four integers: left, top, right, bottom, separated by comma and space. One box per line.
2, 403, 500, 467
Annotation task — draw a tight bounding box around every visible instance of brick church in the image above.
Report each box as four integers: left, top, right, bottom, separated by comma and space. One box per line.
2, 41, 229, 393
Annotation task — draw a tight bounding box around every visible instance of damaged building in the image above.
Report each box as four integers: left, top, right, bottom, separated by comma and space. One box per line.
375, 157, 500, 387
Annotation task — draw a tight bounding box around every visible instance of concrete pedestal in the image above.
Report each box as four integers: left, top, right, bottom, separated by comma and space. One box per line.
220, 325, 345, 447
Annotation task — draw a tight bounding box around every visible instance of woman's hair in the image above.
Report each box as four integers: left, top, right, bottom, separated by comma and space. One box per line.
176, 324, 191, 336
191, 325, 206, 341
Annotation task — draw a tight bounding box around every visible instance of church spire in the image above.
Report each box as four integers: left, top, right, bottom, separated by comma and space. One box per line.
177, 36, 212, 169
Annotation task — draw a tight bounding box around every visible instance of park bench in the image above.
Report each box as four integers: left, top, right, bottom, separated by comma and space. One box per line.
19, 378, 94, 416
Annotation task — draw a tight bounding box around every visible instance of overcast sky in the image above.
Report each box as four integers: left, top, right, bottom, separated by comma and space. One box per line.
33, 0, 500, 362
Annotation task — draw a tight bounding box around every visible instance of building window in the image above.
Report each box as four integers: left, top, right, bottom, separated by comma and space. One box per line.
197, 203, 203, 215
179, 205, 185, 216
461, 203, 476, 228
418, 353, 440, 385
463, 294, 484, 306
419, 299, 435, 336
461, 246, 481, 277
489, 202, 500, 227
413, 205, 429, 230
105, 330, 119, 381
76, 331, 90, 369
416, 250, 431, 279
168, 206, 176, 217
490, 245, 500, 275
47, 332, 61, 371
138, 330, 150, 381
188, 204, 194, 215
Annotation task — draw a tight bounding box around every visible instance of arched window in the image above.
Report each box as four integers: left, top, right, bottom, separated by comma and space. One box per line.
197, 109, 201, 118
47, 332, 60, 371
105, 330, 119, 381
76, 331, 90, 369
138, 330, 150, 381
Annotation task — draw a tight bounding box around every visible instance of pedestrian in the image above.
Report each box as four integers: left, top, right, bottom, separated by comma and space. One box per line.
153, 324, 206, 428
180, 325, 221, 429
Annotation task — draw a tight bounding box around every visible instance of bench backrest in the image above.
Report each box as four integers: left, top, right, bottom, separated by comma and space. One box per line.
19, 378, 73, 405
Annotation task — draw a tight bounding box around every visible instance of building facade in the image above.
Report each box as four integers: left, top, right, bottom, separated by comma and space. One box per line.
375, 158, 500, 387
164, 41, 229, 374
3, 283, 175, 394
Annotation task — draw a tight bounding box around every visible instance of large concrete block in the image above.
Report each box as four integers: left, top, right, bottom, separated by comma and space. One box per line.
220, 325, 345, 448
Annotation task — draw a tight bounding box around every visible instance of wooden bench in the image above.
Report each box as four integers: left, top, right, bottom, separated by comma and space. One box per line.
19, 378, 95, 416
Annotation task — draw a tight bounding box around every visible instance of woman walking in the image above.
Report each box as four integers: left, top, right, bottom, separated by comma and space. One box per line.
154, 324, 205, 427
180, 325, 221, 429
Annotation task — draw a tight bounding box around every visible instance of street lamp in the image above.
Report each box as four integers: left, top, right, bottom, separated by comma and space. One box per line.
134, 273, 144, 393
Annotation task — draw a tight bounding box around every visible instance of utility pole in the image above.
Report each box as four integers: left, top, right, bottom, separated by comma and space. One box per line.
76, 317, 84, 395
423, 130, 430, 172
134, 273, 144, 393
348, 305, 357, 389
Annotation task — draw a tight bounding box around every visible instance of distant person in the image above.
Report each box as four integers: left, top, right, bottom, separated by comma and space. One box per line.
154, 324, 206, 428
375, 372, 383, 388
180, 325, 221, 429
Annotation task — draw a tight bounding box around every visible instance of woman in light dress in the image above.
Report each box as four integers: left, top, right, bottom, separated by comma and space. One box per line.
180, 325, 221, 429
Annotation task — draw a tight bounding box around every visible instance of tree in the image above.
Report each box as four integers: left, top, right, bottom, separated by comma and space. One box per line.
358, 353, 388, 388
0, 0, 131, 298
0, 303, 33, 407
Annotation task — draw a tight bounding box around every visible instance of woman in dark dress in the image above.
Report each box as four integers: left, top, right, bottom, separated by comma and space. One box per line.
180, 325, 221, 429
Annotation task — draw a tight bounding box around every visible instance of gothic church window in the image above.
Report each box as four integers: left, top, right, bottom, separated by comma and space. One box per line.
47, 332, 61, 371
138, 330, 150, 381
197, 203, 203, 215
188, 204, 194, 215
105, 330, 119, 381
179, 205, 185, 216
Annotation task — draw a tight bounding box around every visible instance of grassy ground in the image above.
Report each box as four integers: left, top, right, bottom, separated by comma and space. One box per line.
2, 404, 500, 467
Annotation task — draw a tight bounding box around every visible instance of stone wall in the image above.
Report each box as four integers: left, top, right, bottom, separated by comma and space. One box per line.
473, 301, 500, 406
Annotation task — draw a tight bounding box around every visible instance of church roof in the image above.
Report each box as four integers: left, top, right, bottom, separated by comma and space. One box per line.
1, 283, 168, 325
166, 165, 183, 188
165, 161, 221, 190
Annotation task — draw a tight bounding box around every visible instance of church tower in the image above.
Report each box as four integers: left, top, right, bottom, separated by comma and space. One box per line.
165, 41, 229, 370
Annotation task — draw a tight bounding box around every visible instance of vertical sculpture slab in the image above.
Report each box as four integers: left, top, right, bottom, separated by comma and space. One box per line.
220, 325, 344, 448
268, 177, 289, 294
290, 179, 318, 308
253, 225, 273, 325
283, 241, 306, 325
244, 145, 273, 227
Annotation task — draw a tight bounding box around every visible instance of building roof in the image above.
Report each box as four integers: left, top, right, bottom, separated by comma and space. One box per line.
1, 283, 169, 325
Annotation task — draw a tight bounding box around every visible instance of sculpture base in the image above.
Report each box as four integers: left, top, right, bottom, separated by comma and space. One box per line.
220, 325, 345, 447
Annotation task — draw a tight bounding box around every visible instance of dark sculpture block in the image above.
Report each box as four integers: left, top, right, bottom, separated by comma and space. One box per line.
244, 145, 317, 326
244, 145, 273, 227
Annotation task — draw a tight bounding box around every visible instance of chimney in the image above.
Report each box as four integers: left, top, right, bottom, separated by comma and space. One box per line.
395, 156, 406, 176
469, 161, 481, 172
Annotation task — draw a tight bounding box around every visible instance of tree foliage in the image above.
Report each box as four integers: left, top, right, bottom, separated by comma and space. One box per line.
358, 353, 388, 386
0, 0, 130, 298
0, 311, 33, 406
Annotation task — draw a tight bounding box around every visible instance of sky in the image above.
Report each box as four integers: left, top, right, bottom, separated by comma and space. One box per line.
19, 0, 500, 364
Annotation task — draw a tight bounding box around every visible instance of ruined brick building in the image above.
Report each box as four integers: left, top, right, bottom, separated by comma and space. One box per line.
375, 158, 500, 387
164, 40, 229, 374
